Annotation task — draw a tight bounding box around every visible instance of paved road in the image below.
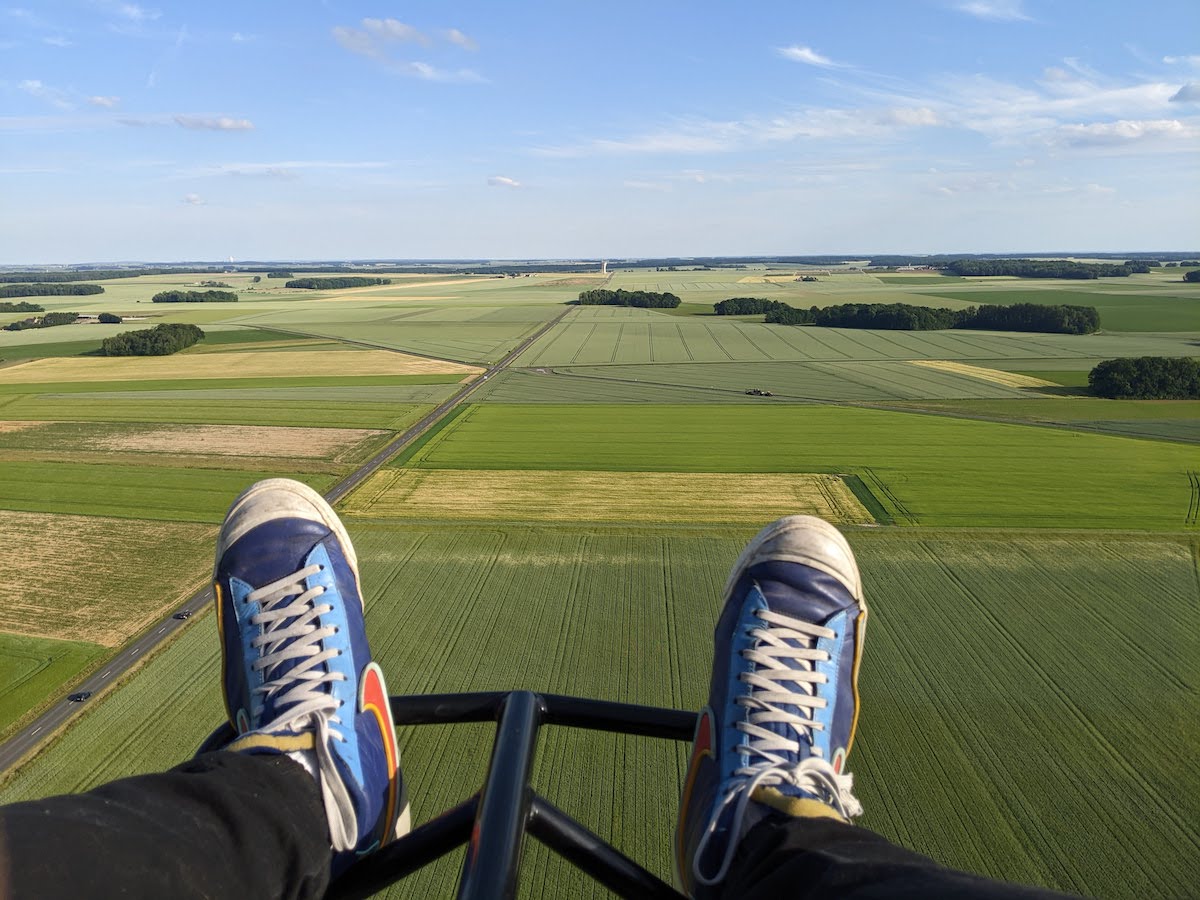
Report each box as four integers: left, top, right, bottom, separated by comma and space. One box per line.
0, 307, 572, 775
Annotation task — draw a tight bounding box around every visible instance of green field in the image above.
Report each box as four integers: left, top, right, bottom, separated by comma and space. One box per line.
928, 288, 1200, 332
2, 525, 1196, 899
0, 461, 335, 522
0, 634, 107, 738
404, 404, 1199, 529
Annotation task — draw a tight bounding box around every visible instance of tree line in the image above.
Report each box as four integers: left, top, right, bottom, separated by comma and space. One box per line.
101, 323, 205, 356
713, 297, 791, 315
0, 268, 221, 283
761, 301, 1100, 334
267, 271, 294, 278
576, 289, 681, 308
944, 259, 1138, 279
284, 277, 392, 289
0, 284, 104, 298
0, 301, 44, 313
1089, 357, 1200, 399
151, 290, 239, 303
4, 312, 80, 331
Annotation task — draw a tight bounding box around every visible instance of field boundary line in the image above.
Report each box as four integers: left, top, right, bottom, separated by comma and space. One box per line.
1186, 472, 1200, 527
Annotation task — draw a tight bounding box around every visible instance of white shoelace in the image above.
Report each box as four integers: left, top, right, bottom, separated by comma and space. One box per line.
246, 565, 359, 851
694, 606, 863, 886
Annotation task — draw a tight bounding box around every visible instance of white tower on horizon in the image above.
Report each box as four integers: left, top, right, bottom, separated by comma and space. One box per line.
601, 259, 608, 275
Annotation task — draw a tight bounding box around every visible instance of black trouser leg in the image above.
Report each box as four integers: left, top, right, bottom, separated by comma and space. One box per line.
0, 751, 330, 900
721, 813, 1078, 899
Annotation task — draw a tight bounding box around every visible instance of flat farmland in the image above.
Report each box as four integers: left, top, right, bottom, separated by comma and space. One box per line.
480, 360, 1043, 403
2, 525, 1196, 899
341, 468, 871, 524
404, 404, 1200, 530
0, 510, 214, 645
0, 461, 334, 522
0, 634, 106, 738
516, 314, 1197, 367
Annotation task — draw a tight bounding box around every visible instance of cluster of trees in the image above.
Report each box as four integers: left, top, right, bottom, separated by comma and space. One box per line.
151, 290, 238, 303
101, 323, 205, 356
944, 259, 1136, 279
576, 288, 681, 308
713, 297, 791, 315
0, 301, 44, 313
98, 312, 122, 323
266, 271, 294, 278
1089, 357, 1200, 399
284, 277, 391, 289
763, 301, 1101, 334
4, 312, 80, 331
1184, 270, 1200, 283
198, 280, 231, 288
0, 283, 104, 298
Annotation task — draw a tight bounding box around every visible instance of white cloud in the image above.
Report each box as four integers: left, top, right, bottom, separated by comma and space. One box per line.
18, 79, 72, 109
114, 3, 159, 22
183, 193, 203, 205
185, 160, 392, 179
1163, 55, 1200, 67
1055, 118, 1195, 147
231, 32, 251, 43
445, 28, 478, 51
43, 36, 72, 47
955, 1, 1031, 22
487, 175, 520, 188
362, 18, 429, 44
777, 45, 837, 67
405, 61, 485, 83
1169, 83, 1200, 103
174, 115, 254, 131
88, 95, 119, 107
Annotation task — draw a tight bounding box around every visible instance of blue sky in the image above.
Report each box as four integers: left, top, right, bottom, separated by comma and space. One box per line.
2, 0, 1198, 262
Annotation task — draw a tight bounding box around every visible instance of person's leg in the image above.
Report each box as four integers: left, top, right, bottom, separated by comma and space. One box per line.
721, 812, 1075, 898
675, 516, 1074, 899
1, 478, 410, 899
1, 752, 329, 900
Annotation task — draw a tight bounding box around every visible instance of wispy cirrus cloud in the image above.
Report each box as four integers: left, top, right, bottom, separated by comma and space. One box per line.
18, 79, 73, 109
776, 45, 840, 68
487, 175, 520, 187
183, 160, 393, 179
333, 18, 485, 82
1054, 118, 1196, 148
445, 28, 478, 51
174, 114, 254, 131
955, 1, 1032, 22
88, 95, 119, 108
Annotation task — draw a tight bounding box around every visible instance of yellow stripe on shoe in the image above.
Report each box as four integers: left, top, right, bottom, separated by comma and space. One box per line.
228, 732, 316, 754
752, 786, 848, 823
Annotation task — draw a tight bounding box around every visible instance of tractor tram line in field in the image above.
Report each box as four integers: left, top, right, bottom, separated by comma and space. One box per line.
0, 306, 574, 775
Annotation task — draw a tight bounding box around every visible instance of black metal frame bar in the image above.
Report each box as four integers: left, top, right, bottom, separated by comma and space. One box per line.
326, 690, 696, 900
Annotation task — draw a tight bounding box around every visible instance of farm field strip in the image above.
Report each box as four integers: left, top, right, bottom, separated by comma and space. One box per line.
514, 319, 1197, 367
0, 461, 335, 523
0, 422, 389, 460
910, 360, 1058, 388
0, 510, 214, 645
0, 395, 434, 429
2, 526, 1195, 898
0, 349, 481, 383
403, 404, 1200, 530
0, 373, 464, 395
341, 468, 872, 524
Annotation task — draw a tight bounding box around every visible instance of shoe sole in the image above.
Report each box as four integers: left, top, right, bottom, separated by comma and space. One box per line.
722, 515, 865, 608
215, 478, 362, 603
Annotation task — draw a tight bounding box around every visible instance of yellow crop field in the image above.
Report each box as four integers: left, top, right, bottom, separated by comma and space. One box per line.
0, 349, 482, 383
81, 424, 386, 459
341, 468, 873, 524
911, 360, 1057, 388
0, 512, 214, 646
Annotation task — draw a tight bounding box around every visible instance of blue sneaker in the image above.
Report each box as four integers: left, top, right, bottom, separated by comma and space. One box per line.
211, 478, 409, 876
675, 516, 867, 895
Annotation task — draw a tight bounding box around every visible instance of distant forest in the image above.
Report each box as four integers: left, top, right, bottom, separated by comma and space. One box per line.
1090, 357, 1200, 399
4, 312, 80, 331
0, 268, 222, 283
0, 284, 104, 298
0, 301, 45, 313
759, 301, 1100, 335
284, 277, 392, 289
576, 289, 681, 308
151, 290, 238, 303
101, 323, 205, 356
